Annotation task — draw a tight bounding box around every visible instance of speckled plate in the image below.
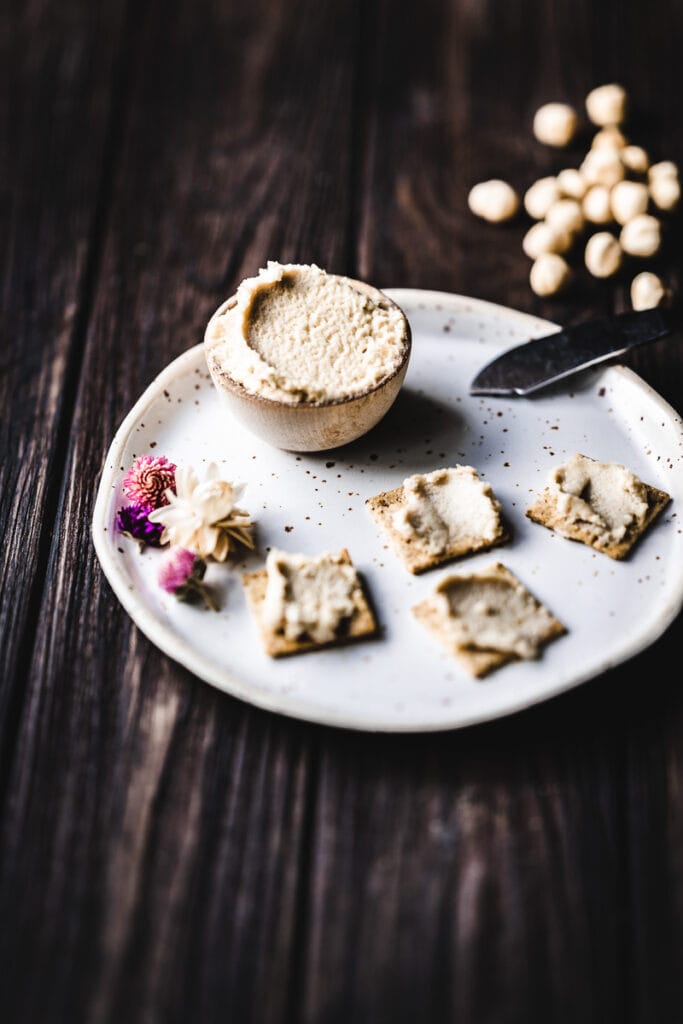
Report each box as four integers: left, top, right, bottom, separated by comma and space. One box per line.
92, 290, 683, 732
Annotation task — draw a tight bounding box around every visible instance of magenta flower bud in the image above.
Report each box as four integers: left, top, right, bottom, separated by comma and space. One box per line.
157, 548, 197, 593
157, 548, 218, 610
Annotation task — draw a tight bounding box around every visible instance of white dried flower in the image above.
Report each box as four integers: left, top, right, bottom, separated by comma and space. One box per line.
584, 232, 622, 278
148, 463, 254, 562
586, 83, 628, 126
533, 103, 579, 147
524, 177, 560, 219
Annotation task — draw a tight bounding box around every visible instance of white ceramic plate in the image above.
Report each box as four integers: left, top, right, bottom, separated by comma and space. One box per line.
92, 290, 683, 732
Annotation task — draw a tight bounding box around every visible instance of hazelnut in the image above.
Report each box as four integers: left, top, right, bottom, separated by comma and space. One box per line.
557, 168, 587, 200
650, 175, 680, 212
533, 103, 579, 147
529, 253, 571, 296
582, 185, 613, 225
546, 198, 584, 236
584, 232, 622, 278
586, 83, 628, 126
522, 222, 572, 259
620, 214, 661, 257
649, 161, 679, 181
610, 180, 649, 225
524, 177, 560, 219
591, 126, 628, 150
580, 148, 625, 187
621, 145, 650, 175
468, 180, 520, 222
630, 272, 670, 311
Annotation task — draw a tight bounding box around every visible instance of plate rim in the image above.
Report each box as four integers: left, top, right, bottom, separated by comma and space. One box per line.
92, 289, 683, 732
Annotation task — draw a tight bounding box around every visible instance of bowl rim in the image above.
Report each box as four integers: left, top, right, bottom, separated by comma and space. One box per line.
203, 275, 412, 411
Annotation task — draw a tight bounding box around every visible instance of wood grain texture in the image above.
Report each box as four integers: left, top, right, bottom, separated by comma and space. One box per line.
2, 0, 683, 1022
1, 0, 358, 1020
300, 700, 626, 1023
0, 0, 129, 773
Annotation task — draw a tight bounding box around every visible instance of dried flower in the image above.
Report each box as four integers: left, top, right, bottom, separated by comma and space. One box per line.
123, 455, 176, 509
157, 548, 217, 610
158, 547, 197, 592
148, 463, 254, 561
116, 503, 165, 547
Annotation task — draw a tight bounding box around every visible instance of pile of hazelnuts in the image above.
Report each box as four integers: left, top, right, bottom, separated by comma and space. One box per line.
467, 84, 678, 310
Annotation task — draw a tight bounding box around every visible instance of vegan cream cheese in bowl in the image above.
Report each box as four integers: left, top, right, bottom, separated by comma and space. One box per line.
204, 262, 411, 451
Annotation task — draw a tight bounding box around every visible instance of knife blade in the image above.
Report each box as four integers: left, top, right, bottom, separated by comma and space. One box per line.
469, 308, 670, 397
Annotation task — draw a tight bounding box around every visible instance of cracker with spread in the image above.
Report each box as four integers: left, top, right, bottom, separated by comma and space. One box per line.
526, 453, 671, 559
412, 561, 566, 678
366, 465, 509, 574
242, 548, 377, 657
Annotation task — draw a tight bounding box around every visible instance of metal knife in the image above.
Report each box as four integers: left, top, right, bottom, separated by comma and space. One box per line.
469, 308, 671, 397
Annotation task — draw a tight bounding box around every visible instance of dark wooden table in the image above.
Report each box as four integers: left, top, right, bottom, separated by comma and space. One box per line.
3, 1, 683, 1020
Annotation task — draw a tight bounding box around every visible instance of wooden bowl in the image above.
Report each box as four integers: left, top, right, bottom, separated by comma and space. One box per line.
204, 278, 411, 452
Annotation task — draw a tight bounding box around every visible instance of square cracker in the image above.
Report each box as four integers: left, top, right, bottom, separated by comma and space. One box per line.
526, 476, 671, 560
366, 483, 509, 575
412, 562, 566, 678
241, 548, 378, 658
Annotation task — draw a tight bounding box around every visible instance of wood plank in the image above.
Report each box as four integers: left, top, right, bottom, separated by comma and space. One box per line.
0, 0, 129, 762
299, 0, 683, 1020
575, 3, 683, 1018
0, 0, 358, 1020
300, 688, 631, 1022
623, 632, 683, 1023
4, 0, 683, 1020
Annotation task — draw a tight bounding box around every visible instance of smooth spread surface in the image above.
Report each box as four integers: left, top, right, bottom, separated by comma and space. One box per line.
262, 548, 360, 644
436, 567, 560, 659
393, 466, 502, 555
205, 262, 408, 404
549, 453, 649, 543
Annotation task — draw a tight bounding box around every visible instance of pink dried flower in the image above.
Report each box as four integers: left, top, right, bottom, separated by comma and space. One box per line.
157, 548, 218, 611
123, 455, 176, 509
158, 548, 196, 593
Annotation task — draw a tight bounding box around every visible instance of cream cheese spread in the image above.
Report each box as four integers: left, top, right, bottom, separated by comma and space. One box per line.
262, 549, 359, 644
549, 453, 649, 543
392, 467, 502, 555
437, 570, 557, 658
205, 262, 408, 405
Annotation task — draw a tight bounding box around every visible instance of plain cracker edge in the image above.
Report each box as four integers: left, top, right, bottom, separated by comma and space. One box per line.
526, 482, 671, 560
366, 484, 509, 575
241, 550, 377, 658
